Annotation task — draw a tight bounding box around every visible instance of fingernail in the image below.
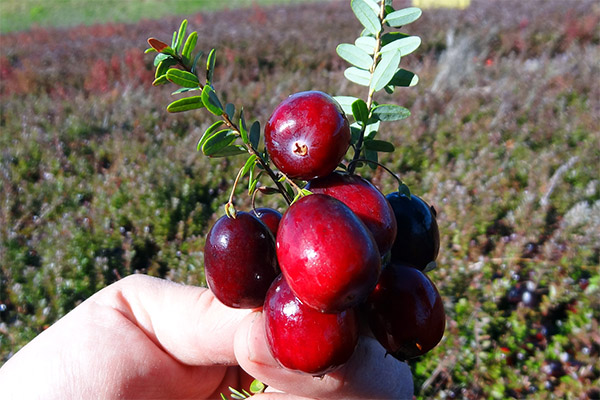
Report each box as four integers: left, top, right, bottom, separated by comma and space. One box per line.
246, 312, 277, 367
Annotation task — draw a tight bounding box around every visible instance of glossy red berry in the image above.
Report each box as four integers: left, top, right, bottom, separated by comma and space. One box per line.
264, 275, 359, 375
264, 91, 350, 180
366, 263, 445, 360
253, 207, 282, 236
276, 194, 381, 312
306, 171, 397, 255
386, 192, 440, 270
204, 212, 279, 308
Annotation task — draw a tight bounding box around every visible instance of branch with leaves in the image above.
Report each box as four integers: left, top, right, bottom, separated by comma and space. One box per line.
333, 0, 421, 177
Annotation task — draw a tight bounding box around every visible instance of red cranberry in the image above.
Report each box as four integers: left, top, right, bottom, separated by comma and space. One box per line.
253, 207, 282, 236
306, 171, 397, 255
276, 194, 381, 312
264, 91, 350, 180
386, 192, 440, 270
204, 212, 279, 308
366, 263, 445, 360
264, 275, 359, 375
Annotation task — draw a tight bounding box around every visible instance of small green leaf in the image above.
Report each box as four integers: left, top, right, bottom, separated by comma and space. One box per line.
145, 47, 157, 54
210, 145, 247, 157
249, 121, 260, 149
197, 120, 224, 151
351, 0, 381, 35
166, 69, 200, 88
239, 109, 249, 144
398, 182, 411, 197
333, 96, 360, 115
371, 104, 411, 121
388, 68, 419, 87
153, 52, 171, 67
371, 50, 401, 91
344, 67, 371, 87
171, 87, 200, 95
384, 7, 422, 28
336, 43, 373, 70
161, 46, 177, 57
190, 50, 204, 75
364, 139, 395, 152
152, 75, 169, 86
351, 98, 369, 125
166, 96, 205, 113
225, 103, 235, 120
350, 125, 362, 145
171, 30, 177, 49
206, 48, 216, 84
201, 85, 223, 116
355, 36, 377, 55
176, 20, 188, 53
220, 393, 227, 400
155, 58, 177, 79
380, 32, 409, 46
202, 129, 237, 156
365, 148, 378, 169
242, 154, 258, 177
182, 31, 198, 65
380, 36, 421, 57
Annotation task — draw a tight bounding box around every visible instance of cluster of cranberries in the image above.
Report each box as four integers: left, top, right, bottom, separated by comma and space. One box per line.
204, 91, 445, 375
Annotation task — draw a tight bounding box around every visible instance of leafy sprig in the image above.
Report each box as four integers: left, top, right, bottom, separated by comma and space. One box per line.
333, 0, 422, 173
146, 20, 295, 210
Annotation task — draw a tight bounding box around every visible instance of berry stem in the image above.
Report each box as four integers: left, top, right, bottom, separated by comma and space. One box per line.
347, 158, 411, 196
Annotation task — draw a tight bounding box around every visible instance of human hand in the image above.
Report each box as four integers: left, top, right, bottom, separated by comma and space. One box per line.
0, 274, 413, 399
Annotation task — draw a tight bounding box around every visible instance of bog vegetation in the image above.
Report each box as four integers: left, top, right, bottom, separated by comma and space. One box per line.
1, 0, 599, 398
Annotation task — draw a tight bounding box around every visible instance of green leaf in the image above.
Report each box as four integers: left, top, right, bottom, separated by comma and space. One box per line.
171, 31, 177, 49
380, 35, 421, 57
249, 121, 260, 149
153, 52, 171, 67
209, 145, 247, 158
371, 50, 401, 91
332, 96, 359, 115
242, 154, 258, 177
365, 148, 378, 169
351, 0, 381, 36
155, 58, 177, 79
201, 85, 223, 116
371, 104, 411, 121
202, 129, 237, 156
182, 31, 198, 65
206, 48, 216, 84
344, 67, 371, 87
225, 103, 235, 120
249, 380, 266, 394
144, 47, 157, 54
171, 87, 200, 95
190, 50, 204, 75
336, 43, 373, 70
351, 98, 369, 125
176, 20, 188, 53
152, 75, 169, 86
239, 109, 249, 144
166, 69, 200, 88
355, 36, 377, 55
388, 68, 419, 87
380, 32, 409, 46
166, 96, 205, 113
197, 120, 224, 151
384, 7, 422, 28
364, 139, 395, 152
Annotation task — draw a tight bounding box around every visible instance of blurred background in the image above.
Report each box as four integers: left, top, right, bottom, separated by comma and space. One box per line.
1, 0, 598, 398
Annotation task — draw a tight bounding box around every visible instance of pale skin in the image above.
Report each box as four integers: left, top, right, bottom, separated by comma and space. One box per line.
0, 274, 413, 399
